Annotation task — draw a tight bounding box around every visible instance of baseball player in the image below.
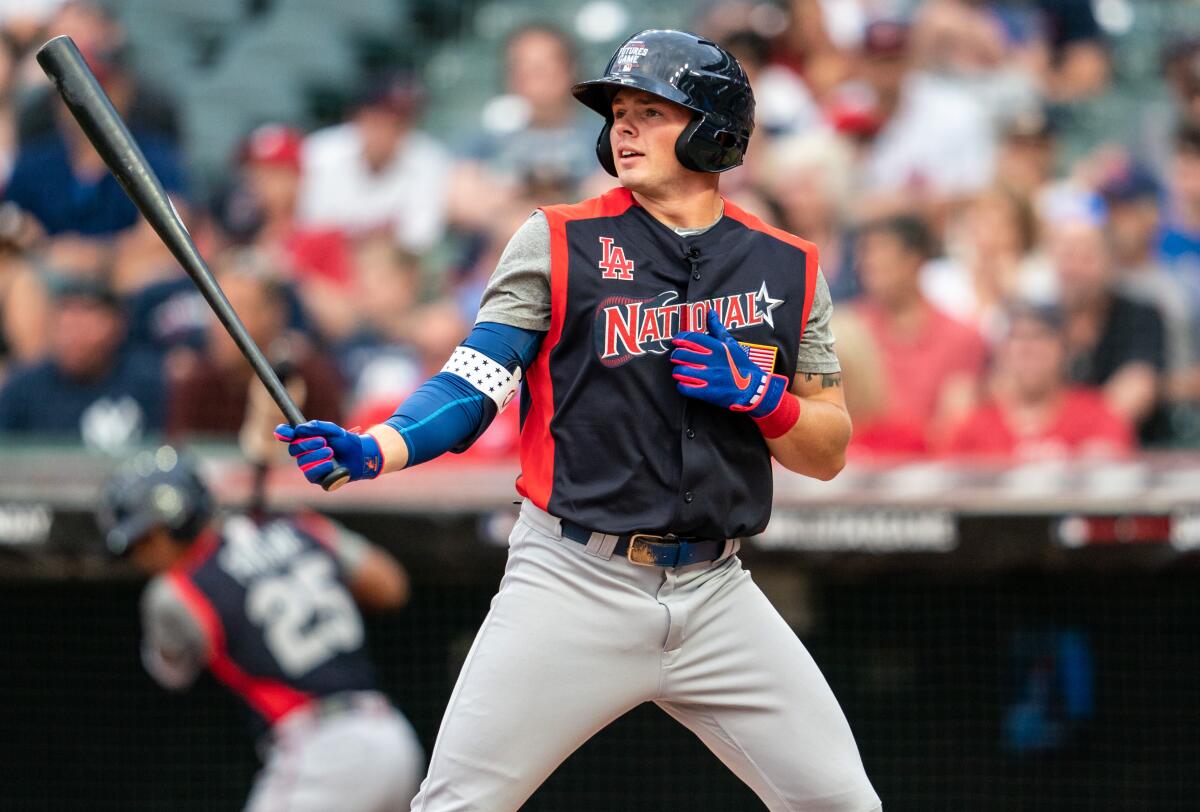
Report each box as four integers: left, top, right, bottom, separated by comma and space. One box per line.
276, 29, 880, 811
97, 446, 424, 811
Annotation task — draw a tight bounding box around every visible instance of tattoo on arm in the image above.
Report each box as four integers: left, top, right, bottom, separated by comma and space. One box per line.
802, 373, 843, 388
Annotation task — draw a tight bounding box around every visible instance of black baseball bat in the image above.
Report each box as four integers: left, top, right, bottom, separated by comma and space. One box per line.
36, 35, 350, 491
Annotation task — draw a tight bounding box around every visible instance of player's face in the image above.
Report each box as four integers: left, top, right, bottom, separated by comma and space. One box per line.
610, 90, 695, 191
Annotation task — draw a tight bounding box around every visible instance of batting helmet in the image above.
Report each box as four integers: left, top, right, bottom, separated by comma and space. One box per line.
97, 446, 213, 555
573, 29, 755, 176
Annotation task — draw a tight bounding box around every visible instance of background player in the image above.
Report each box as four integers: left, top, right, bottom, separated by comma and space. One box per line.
276, 29, 880, 811
96, 445, 424, 811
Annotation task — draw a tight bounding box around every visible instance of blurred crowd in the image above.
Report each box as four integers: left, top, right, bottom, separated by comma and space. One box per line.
1, 0, 1199, 464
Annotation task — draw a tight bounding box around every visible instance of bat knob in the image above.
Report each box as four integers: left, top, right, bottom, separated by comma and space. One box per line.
320, 466, 352, 492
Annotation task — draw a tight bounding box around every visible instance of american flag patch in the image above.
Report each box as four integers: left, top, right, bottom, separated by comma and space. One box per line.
739, 342, 778, 375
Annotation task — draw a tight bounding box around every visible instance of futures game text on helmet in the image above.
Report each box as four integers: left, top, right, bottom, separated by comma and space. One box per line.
573, 29, 755, 176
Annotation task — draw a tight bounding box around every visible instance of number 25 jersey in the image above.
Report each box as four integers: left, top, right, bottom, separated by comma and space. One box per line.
159, 512, 378, 727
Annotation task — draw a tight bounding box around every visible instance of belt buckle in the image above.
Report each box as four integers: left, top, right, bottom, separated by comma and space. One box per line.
627, 533, 669, 566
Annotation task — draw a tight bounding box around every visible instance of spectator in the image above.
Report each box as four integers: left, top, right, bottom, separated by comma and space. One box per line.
993, 105, 1058, 199
757, 129, 859, 299
943, 304, 1132, 459
4, 52, 185, 237
1135, 36, 1200, 177
0, 274, 164, 450
1161, 125, 1200, 283
336, 237, 424, 412
17, 3, 179, 146
835, 307, 928, 457
1052, 213, 1167, 435
217, 124, 356, 343
762, 0, 850, 100
1100, 163, 1195, 384
848, 19, 997, 204
922, 185, 1052, 343
111, 208, 214, 363
465, 24, 596, 192
4, 234, 112, 365
909, 0, 1041, 119
987, 0, 1111, 102
166, 250, 342, 438
297, 72, 450, 254
851, 213, 988, 447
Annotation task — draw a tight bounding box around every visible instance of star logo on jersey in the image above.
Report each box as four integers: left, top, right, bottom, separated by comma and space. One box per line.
598, 236, 635, 281
754, 281, 784, 328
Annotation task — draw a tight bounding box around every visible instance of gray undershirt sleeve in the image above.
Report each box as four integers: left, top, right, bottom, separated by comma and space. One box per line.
140, 575, 209, 691
796, 270, 841, 374
474, 211, 552, 331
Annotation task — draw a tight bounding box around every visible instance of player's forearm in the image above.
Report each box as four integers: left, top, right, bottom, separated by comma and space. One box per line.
764, 396, 851, 480
367, 423, 410, 473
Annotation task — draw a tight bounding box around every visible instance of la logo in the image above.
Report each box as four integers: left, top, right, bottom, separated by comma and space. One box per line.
598, 236, 635, 281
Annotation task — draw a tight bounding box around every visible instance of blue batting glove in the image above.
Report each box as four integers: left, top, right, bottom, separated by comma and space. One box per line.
273, 420, 384, 485
670, 309, 789, 417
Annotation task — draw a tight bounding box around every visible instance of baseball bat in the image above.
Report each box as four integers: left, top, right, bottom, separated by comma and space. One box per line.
36, 35, 350, 491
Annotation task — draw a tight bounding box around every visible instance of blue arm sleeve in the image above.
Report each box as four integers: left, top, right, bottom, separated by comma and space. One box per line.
384, 322, 544, 467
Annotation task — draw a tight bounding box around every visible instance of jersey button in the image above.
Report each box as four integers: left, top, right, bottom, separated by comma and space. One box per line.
692, 271, 701, 280
683, 491, 694, 503
686, 428, 695, 439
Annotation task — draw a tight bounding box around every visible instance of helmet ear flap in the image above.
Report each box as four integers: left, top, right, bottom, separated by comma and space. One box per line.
679, 116, 747, 173
674, 115, 706, 172
596, 120, 617, 177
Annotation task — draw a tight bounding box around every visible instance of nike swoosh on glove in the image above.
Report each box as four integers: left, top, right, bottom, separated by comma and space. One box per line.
669, 308, 790, 418
274, 420, 384, 485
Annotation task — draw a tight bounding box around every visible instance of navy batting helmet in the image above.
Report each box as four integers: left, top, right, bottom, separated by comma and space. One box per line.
97, 446, 214, 555
573, 29, 755, 176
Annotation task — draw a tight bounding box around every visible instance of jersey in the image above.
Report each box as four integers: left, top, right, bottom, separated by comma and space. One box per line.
142, 512, 377, 732
514, 187, 818, 539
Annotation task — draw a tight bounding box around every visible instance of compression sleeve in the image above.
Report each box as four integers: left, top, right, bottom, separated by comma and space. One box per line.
384, 322, 544, 466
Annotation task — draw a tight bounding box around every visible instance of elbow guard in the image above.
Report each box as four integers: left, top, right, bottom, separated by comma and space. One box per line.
447, 322, 543, 450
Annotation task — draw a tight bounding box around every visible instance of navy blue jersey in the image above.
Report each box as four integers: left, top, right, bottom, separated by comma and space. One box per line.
168, 513, 377, 726
518, 188, 816, 539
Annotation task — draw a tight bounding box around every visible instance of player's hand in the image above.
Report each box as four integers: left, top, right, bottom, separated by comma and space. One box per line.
670, 309, 789, 418
274, 420, 384, 485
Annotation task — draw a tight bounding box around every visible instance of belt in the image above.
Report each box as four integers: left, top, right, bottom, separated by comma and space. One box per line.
261, 691, 391, 757
559, 519, 727, 568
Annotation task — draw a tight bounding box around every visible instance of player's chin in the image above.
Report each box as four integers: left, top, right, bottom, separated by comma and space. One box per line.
615, 164, 651, 192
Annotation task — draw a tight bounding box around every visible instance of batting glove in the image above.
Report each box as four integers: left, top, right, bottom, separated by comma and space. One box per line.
274, 420, 384, 485
670, 309, 790, 418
